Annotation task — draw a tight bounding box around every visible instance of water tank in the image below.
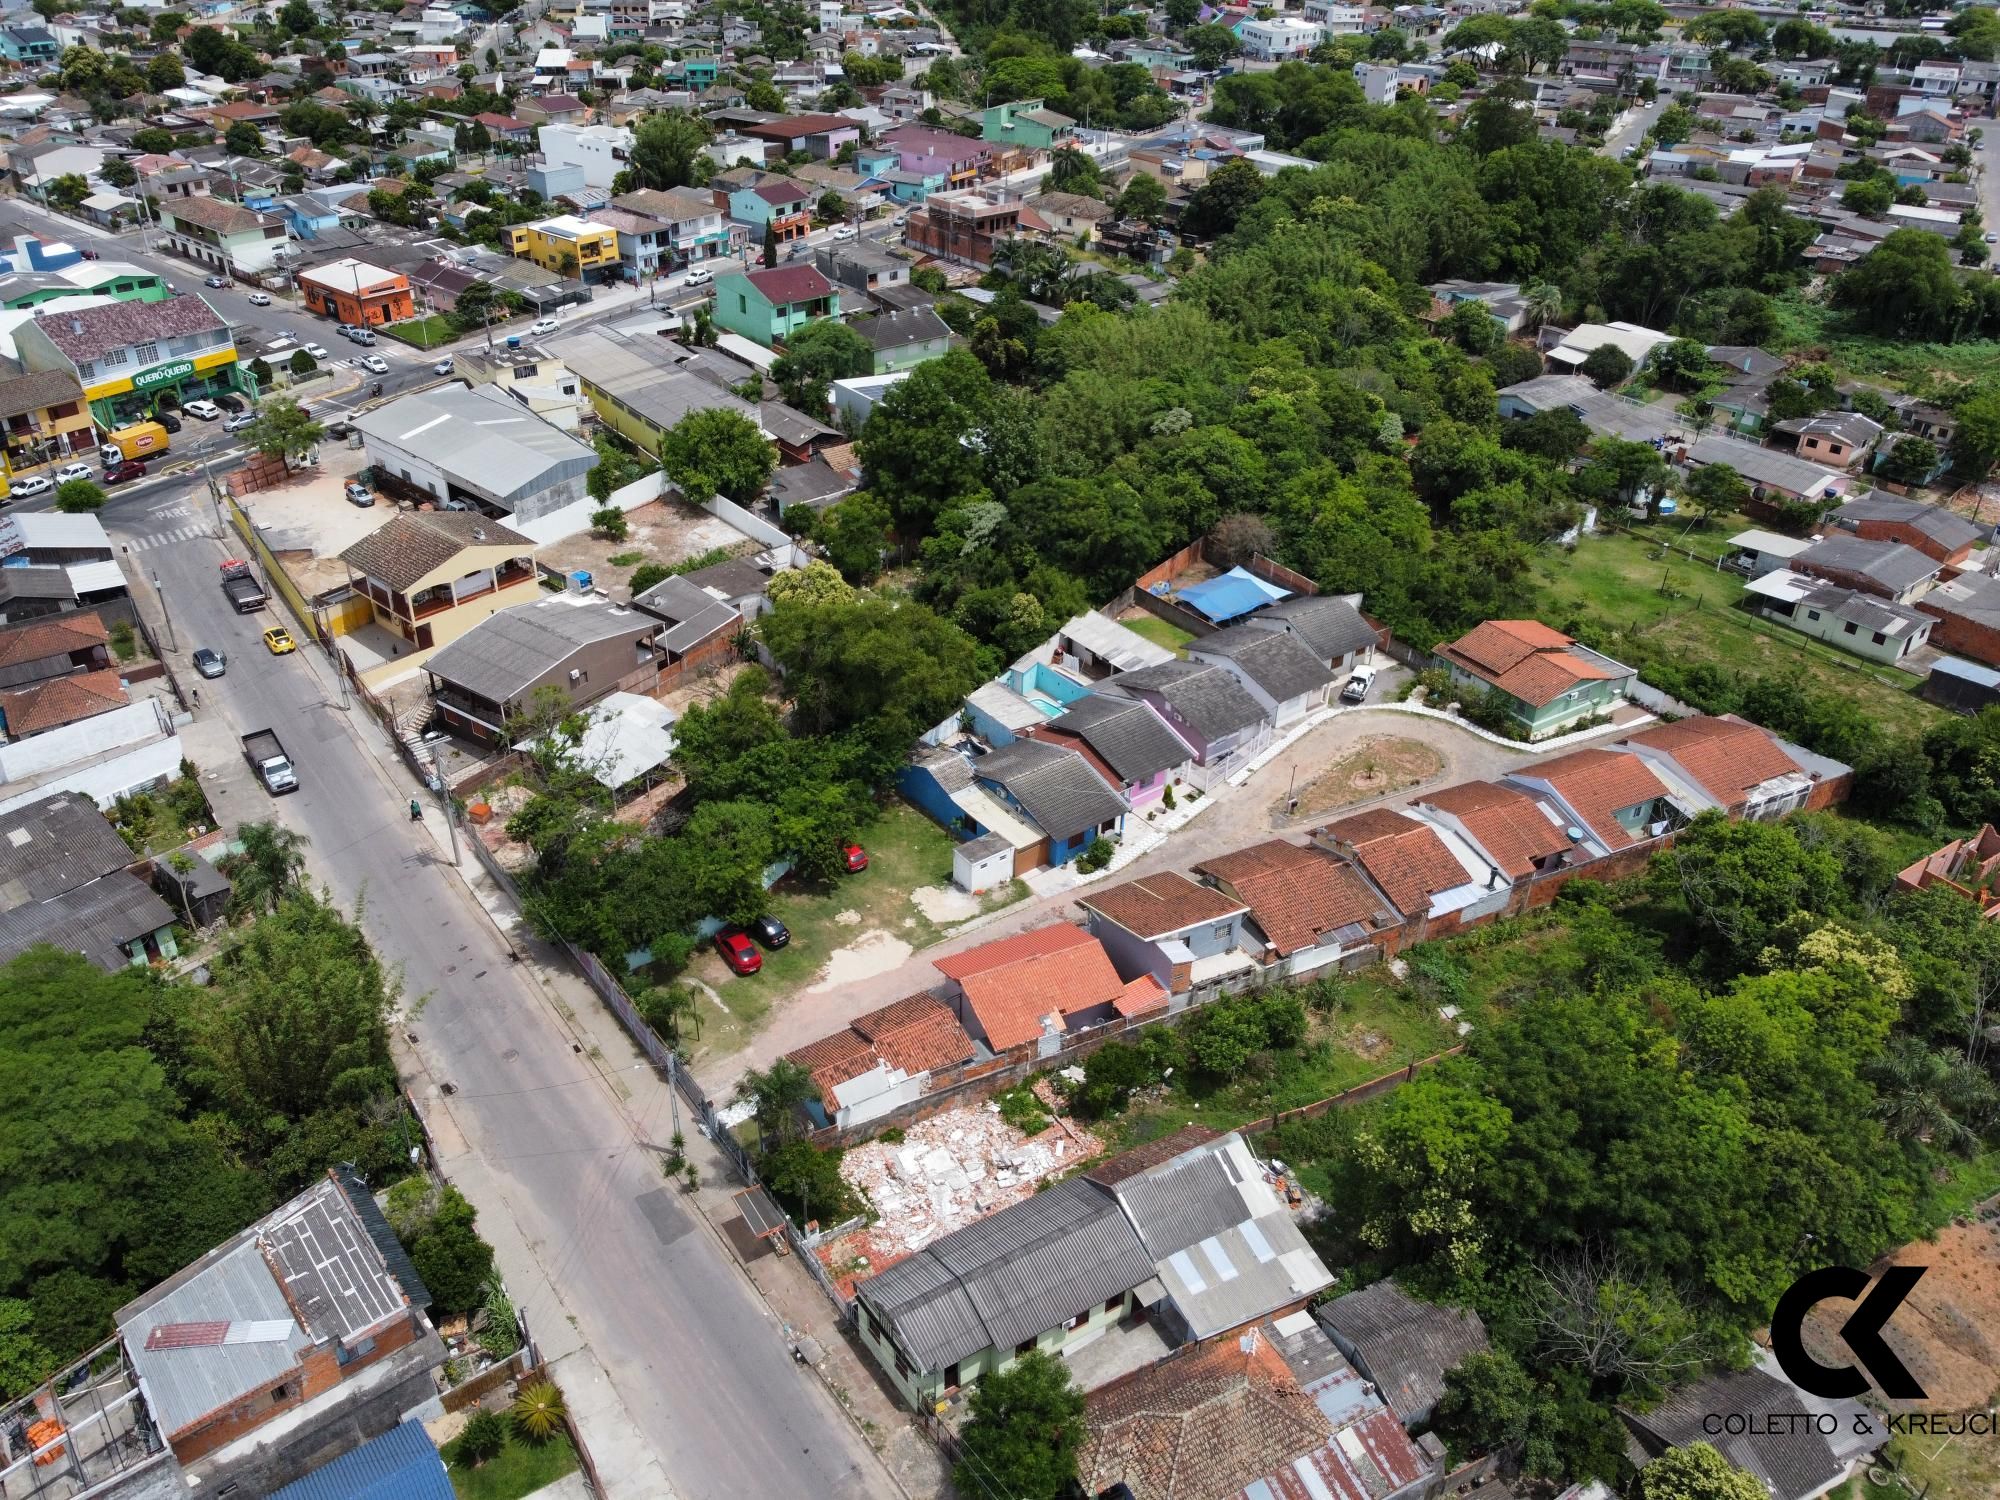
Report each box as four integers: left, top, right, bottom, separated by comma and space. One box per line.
507, 335, 523, 350
570, 570, 593, 593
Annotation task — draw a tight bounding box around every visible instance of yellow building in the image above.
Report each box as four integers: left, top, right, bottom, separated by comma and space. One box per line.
334, 511, 542, 690
503, 214, 620, 283
0, 368, 97, 482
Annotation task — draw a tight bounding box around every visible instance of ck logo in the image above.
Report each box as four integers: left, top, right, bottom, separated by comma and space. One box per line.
1770, 1266, 1928, 1400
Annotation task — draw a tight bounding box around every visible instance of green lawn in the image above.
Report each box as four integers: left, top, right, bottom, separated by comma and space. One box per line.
1119, 613, 1194, 655
383, 315, 457, 349
1538, 529, 1942, 727
1769, 294, 2000, 387
681, 801, 1024, 1063
442, 1432, 578, 1500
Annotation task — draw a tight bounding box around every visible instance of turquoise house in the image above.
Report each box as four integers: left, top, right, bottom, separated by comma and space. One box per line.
712, 263, 838, 348
980, 99, 1076, 151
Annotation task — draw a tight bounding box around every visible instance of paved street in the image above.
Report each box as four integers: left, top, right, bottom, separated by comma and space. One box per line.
134, 516, 894, 1500
696, 704, 1543, 1094
1598, 95, 1668, 162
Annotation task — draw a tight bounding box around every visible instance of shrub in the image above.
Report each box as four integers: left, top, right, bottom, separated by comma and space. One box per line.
54, 479, 105, 513
511, 1379, 567, 1443
108, 621, 136, 661
1075, 835, 1116, 873
453, 1409, 509, 1468
996, 1081, 1051, 1135
289, 348, 317, 375
1162, 784, 1176, 810
591, 506, 629, 541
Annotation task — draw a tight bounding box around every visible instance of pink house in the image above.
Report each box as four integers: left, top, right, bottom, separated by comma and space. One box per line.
878, 124, 992, 187
1024, 693, 1194, 812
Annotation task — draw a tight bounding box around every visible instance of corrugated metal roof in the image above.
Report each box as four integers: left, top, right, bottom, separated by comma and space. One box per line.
269, 1420, 451, 1500
1116, 1148, 1248, 1259
972, 737, 1128, 842
423, 596, 657, 705
353, 383, 593, 507
0, 870, 173, 971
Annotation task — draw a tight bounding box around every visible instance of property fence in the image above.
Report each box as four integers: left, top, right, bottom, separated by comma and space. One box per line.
439, 1348, 534, 1413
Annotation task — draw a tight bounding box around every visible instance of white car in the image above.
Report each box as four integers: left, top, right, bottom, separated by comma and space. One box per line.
1339, 665, 1378, 705
5, 473, 53, 500
360, 354, 389, 374
183, 398, 223, 420
247, 291, 272, 306
831, 224, 856, 241
529, 318, 559, 336
684, 265, 714, 287
303, 343, 329, 360
54, 462, 94, 483
433, 356, 454, 375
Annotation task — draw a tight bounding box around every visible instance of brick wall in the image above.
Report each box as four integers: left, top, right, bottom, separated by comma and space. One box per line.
1916, 600, 2000, 669
652, 624, 739, 695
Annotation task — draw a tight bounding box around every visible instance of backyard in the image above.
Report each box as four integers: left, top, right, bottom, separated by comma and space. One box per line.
1535, 527, 1942, 727
679, 800, 1025, 1063
1115, 609, 1193, 655
109, 769, 214, 856
441, 1428, 578, 1500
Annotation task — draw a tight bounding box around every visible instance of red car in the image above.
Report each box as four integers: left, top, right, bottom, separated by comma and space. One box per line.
714, 926, 762, 975
103, 460, 147, 484
842, 842, 869, 873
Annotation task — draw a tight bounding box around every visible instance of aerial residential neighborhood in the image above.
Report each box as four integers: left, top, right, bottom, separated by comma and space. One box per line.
0, 0, 1997, 1498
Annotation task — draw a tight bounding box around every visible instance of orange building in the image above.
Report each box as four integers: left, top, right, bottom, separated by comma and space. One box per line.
296, 257, 415, 326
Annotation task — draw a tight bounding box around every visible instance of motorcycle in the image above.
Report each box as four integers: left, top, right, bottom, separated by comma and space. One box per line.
371, 381, 385, 396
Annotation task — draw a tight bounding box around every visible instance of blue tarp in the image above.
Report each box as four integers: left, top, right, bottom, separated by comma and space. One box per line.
269, 1422, 453, 1500
1174, 565, 1291, 623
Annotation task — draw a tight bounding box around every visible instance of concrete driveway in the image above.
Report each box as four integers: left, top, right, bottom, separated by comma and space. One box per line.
694, 706, 1540, 1094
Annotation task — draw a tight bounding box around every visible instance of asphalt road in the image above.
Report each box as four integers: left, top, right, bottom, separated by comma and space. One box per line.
1598, 95, 1669, 162
136, 522, 890, 1500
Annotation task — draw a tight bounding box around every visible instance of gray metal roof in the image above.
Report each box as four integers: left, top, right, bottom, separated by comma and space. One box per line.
1796, 583, 1931, 636
423, 596, 658, 704
354, 383, 594, 508
1625, 1368, 1845, 1500
1795, 535, 1939, 594
631, 574, 742, 652
120, 1175, 413, 1440
1186, 624, 1336, 703
547, 327, 761, 438
0, 791, 134, 909
1248, 595, 1378, 666
1319, 1280, 1490, 1427
1834, 491, 1984, 552
1100, 658, 1269, 740
855, 1177, 1155, 1375
0, 871, 173, 972
1115, 1147, 1246, 1259
1918, 570, 2000, 629
1042, 694, 1192, 782
972, 737, 1128, 842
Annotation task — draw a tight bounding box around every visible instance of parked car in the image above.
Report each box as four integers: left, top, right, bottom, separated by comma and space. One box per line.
192, 647, 226, 678
5, 474, 52, 499
325, 419, 353, 439
714, 926, 762, 975
684, 265, 713, 287
77, 247, 97, 260
748, 914, 790, 949
344, 481, 375, 507
529, 317, 559, 336
433, 357, 454, 375
103, 460, 148, 484
1340, 665, 1378, 705
262, 625, 296, 655
157, 411, 181, 433
203, 274, 228, 288
303, 343, 330, 360
344, 326, 377, 345
360, 354, 389, 374
223, 411, 258, 433
54, 462, 94, 483
215, 392, 245, 414
246, 291, 272, 306
184, 399, 222, 420
841, 842, 868, 873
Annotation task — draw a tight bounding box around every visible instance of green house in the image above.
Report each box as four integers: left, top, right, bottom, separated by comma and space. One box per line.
1434, 619, 1637, 739
980, 98, 1077, 151
712, 264, 838, 349
0, 263, 170, 311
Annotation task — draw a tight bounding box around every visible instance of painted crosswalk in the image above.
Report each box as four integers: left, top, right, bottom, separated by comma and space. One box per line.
122, 524, 209, 552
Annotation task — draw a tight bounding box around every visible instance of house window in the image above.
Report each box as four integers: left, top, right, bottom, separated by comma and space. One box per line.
1843, 621, 1858, 635
1806, 609, 1820, 621
1103, 1296, 1123, 1315
1015, 1337, 1036, 1356
893, 1349, 911, 1379
1064, 1312, 1087, 1331
134, 342, 159, 364
1872, 631, 1887, 646
271, 1384, 291, 1402
738, 294, 747, 314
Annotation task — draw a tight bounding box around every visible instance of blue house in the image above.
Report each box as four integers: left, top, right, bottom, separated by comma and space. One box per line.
0, 26, 58, 67
963, 659, 1094, 744
971, 736, 1128, 867
280, 191, 348, 241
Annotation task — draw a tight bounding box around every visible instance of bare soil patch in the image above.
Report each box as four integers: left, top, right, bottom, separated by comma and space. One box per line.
1278, 736, 1446, 820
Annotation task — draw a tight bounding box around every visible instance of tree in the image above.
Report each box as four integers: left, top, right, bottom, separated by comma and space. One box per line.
1650, 337, 1713, 391
760, 593, 982, 749
1833, 230, 1966, 340
1842, 175, 1894, 218
1180, 157, 1266, 240
399, 1184, 493, 1315
1207, 512, 1277, 569
1524, 1250, 1708, 1400
954, 1351, 1084, 1500
1955, 386, 2000, 477
221, 821, 309, 917
54, 479, 105, 513
815, 491, 890, 582
736, 1059, 814, 1144
1580, 343, 1634, 388
762, 219, 778, 268
1637, 1443, 1767, 1500
454, 1409, 509, 1468
1184, 21, 1242, 69
289, 347, 317, 375
1115, 171, 1167, 226
765, 559, 856, 609
590, 506, 629, 540
224, 121, 264, 156
511, 1380, 566, 1442
100, 157, 138, 189
1433, 1349, 1537, 1462
279, 0, 315, 33
1522, 281, 1563, 328
1876, 435, 1940, 487
1651, 812, 1842, 972
241, 396, 323, 470
1682, 462, 1748, 520
132, 126, 175, 154
42, 174, 88, 211
1045, 145, 1101, 197
1865, 1036, 1998, 1155
659, 407, 774, 504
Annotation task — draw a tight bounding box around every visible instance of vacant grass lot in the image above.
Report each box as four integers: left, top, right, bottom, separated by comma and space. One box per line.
383, 315, 456, 349
1119, 612, 1194, 655
1769, 294, 2000, 388
1536, 530, 1942, 727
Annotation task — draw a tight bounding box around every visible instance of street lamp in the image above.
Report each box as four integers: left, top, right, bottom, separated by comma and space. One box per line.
152, 574, 177, 652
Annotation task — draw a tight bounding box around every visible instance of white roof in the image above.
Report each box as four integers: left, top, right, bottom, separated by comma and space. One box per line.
531, 690, 676, 788
80, 191, 136, 212
1729, 529, 1812, 557
66, 560, 125, 595
1745, 567, 1812, 605
1550, 320, 1672, 367
299, 257, 404, 292
15, 511, 112, 551
949, 783, 1040, 848
714, 333, 777, 372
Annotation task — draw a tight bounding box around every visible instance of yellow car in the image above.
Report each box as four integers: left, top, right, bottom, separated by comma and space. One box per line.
262, 626, 297, 655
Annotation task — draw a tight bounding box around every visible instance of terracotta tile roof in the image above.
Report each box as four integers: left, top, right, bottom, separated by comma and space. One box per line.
0, 667, 126, 735
1113, 973, 1168, 1019
1316, 808, 1471, 918
1522, 748, 1675, 850
33, 297, 225, 365
1193, 840, 1386, 957
852, 993, 974, 1075
1077, 872, 1244, 938
742, 263, 834, 305
1084, 1124, 1220, 1186
1622, 713, 1804, 810
1437, 619, 1616, 708
159, 194, 278, 236
940, 924, 1125, 1051
1078, 1328, 1329, 1500
1420, 780, 1571, 879
0, 367, 84, 421
338, 511, 535, 593
0, 610, 106, 670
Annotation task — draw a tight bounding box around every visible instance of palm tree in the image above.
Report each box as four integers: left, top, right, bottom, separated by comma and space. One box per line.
222, 821, 309, 917
1523, 281, 1563, 330
510, 1380, 566, 1443
1867, 1037, 2000, 1156
736, 1058, 815, 1146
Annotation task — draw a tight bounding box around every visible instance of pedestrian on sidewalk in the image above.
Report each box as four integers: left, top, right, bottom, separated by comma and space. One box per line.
409, 797, 423, 822
190, 688, 200, 708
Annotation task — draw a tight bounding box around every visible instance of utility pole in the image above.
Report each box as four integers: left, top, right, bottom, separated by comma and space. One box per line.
152, 574, 177, 652
430, 742, 459, 866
